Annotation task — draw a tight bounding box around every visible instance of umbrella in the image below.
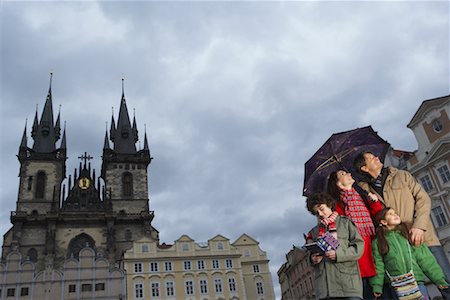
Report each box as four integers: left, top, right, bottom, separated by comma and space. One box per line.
303, 126, 390, 196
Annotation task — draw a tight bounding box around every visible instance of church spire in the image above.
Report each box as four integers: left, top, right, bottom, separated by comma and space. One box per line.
19, 119, 28, 153
60, 122, 67, 150
143, 124, 149, 151
110, 77, 137, 154
55, 105, 61, 141
103, 124, 111, 150
32, 72, 58, 153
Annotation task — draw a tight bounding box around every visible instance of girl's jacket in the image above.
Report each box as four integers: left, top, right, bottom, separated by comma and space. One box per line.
370, 230, 448, 294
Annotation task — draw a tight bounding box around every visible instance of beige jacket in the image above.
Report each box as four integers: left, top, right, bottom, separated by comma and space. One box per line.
359, 167, 440, 246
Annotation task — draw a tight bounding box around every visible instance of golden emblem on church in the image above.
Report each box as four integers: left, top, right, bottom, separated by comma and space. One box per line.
78, 177, 90, 189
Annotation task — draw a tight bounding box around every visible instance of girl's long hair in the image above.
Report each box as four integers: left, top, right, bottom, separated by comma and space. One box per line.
374, 207, 411, 256
327, 171, 345, 209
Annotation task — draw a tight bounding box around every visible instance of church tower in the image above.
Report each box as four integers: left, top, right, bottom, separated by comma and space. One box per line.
101, 78, 153, 214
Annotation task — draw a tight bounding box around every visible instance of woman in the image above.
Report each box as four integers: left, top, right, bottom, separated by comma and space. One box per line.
328, 170, 383, 300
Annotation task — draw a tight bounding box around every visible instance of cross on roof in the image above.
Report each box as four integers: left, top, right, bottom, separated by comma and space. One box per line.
78, 152, 93, 166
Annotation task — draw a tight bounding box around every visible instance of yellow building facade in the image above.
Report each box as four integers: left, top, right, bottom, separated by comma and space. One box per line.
123, 234, 275, 300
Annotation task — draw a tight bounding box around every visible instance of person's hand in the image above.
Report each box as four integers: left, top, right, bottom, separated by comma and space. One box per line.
325, 250, 336, 261
409, 228, 425, 246
373, 292, 382, 298
438, 285, 448, 289
311, 253, 323, 265
368, 192, 378, 201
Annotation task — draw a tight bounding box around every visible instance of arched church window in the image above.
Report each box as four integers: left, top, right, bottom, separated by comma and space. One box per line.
27, 248, 38, 263
122, 172, 133, 197
35, 171, 46, 199
67, 233, 95, 259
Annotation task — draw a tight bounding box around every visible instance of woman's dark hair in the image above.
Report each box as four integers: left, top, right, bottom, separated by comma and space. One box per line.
374, 207, 411, 256
327, 170, 346, 210
306, 192, 336, 215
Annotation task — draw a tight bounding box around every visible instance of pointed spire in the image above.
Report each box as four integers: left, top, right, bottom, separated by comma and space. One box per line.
132, 108, 138, 143
143, 124, 149, 151
55, 104, 61, 141
112, 77, 136, 153
103, 128, 110, 150
31, 105, 39, 138
19, 119, 28, 151
60, 121, 67, 149
109, 107, 116, 143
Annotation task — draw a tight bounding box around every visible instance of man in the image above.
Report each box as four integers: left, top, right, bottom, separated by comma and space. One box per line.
354, 151, 450, 294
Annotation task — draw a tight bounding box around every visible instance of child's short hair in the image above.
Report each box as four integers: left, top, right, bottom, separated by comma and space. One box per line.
306, 192, 336, 214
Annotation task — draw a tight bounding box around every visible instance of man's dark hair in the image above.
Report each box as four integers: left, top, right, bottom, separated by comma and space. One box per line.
306, 192, 336, 215
353, 151, 373, 174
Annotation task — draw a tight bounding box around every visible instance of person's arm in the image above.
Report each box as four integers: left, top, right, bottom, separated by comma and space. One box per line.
413, 244, 448, 287
369, 239, 385, 295
335, 218, 364, 262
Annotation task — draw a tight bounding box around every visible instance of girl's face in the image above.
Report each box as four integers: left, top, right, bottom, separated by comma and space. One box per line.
336, 170, 355, 188
312, 204, 333, 219
381, 209, 401, 229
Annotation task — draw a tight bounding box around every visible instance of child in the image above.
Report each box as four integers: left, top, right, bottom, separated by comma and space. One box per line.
370, 207, 448, 299
306, 192, 364, 300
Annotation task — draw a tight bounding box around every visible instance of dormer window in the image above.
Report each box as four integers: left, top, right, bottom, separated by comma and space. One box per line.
433, 119, 443, 132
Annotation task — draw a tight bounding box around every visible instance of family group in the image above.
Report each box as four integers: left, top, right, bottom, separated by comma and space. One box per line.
305, 151, 450, 300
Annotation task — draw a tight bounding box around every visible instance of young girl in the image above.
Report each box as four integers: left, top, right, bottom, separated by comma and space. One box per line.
306, 192, 364, 300
328, 170, 383, 299
370, 207, 448, 299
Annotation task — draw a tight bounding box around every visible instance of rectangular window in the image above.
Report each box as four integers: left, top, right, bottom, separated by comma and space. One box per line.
141, 244, 149, 252
420, 175, 434, 192
212, 259, 220, 269
184, 260, 192, 270
135, 283, 144, 299
95, 283, 105, 291
256, 282, 264, 295
151, 282, 160, 297
69, 284, 76, 293
228, 277, 236, 292
81, 284, 92, 292
134, 263, 143, 273
21, 287, 29, 296
7, 288, 15, 297
200, 279, 208, 294
166, 281, 175, 296
225, 259, 233, 268
164, 261, 173, 272
150, 262, 159, 272
185, 281, 194, 295
197, 260, 205, 270
253, 264, 260, 273
438, 165, 450, 184
214, 278, 223, 293
432, 206, 448, 227
182, 243, 189, 251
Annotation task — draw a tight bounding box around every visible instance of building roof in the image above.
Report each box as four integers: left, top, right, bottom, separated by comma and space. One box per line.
407, 94, 450, 128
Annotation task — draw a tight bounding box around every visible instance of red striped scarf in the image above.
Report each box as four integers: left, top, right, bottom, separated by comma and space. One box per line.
339, 188, 375, 238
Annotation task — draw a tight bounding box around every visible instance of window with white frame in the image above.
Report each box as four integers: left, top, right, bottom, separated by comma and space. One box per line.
432, 206, 448, 227
185, 281, 194, 295
253, 264, 260, 273
151, 282, 160, 297
225, 259, 233, 268
228, 277, 236, 292
199, 279, 208, 294
212, 259, 220, 269
134, 283, 144, 299
141, 244, 149, 252
197, 260, 205, 270
217, 242, 224, 250
165, 281, 174, 297
256, 281, 264, 295
150, 262, 159, 272
182, 243, 189, 251
420, 175, 434, 192
244, 249, 251, 257
214, 278, 223, 293
433, 119, 443, 132
184, 260, 192, 270
164, 261, 173, 272
134, 263, 143, 273
437, 165, 450, 184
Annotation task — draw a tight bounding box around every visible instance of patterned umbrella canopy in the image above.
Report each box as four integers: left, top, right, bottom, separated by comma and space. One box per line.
303, 126, 390, 196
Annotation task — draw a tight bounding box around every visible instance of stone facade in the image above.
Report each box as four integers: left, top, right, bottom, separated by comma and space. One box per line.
123, 234, 275, 300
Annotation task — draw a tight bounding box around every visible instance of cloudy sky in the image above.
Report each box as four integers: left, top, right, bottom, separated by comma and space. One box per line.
1, 1, 449, 298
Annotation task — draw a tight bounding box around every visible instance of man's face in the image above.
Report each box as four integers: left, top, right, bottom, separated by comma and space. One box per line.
361, 152, 383, 175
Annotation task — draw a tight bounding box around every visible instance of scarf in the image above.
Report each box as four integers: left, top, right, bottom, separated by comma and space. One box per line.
340, 188, 375, 238
318, 211, 338, 238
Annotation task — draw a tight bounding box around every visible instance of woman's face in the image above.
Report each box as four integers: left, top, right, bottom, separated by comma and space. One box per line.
336, 170, 355, 188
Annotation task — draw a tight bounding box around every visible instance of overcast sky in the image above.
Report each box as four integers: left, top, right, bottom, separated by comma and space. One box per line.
1, 1, 449, 298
